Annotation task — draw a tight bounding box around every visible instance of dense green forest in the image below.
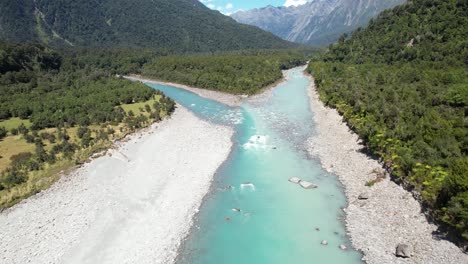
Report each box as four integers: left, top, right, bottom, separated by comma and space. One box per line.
142, 49, 313, 94
0, 42, 176, 207
0, 43, 175, 129
0, 0, 294, 52
308, 0, 467, 241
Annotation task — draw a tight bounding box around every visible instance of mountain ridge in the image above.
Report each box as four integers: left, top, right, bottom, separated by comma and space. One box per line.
231, 0, 406, 46
0, 0, 294, 52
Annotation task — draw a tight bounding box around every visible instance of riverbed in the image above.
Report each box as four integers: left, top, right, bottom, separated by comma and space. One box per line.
145, 66, 363, 264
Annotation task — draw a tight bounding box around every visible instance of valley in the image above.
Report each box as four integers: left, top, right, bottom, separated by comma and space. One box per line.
0, 0, 466, 263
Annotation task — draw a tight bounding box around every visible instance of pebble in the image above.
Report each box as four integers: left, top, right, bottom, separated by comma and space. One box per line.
358, 193, 369, 200
288, 177, 301, 184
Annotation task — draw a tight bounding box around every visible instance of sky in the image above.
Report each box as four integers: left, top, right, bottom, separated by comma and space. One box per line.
199, 0, 314, 15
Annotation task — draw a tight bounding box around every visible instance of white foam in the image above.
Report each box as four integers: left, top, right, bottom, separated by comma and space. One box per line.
221, 110, 243, 125
242, 135, 269, 150
240, 182, 256, 191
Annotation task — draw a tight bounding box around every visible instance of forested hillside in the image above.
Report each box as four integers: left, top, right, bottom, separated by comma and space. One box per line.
308, 0, 467, 241
0, 0, 294, 52
142, 50, 312, 94
0, 42, 175, 207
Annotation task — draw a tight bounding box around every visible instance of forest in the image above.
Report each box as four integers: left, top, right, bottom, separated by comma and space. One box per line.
308, 0, 467, 241
0, 42, 176, 207
142, 49, 312, 94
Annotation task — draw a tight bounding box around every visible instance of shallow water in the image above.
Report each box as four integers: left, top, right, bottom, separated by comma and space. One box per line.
146, 67, 363, 264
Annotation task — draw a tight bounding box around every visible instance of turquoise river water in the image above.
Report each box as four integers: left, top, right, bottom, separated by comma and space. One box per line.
146, 66, 363, 264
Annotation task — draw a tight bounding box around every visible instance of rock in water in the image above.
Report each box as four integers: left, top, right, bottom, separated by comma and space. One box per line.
289, 177, 301, 184
358, 193, 369, 200
321, 240, 328, 245
299, 181, 318, 189
395, 243, 412, 258
339, 244, 347, 250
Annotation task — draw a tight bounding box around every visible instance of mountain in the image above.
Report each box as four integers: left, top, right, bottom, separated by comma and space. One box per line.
231, 0, 406, 46
308, 0, 467, 241
0, 0, 294, 52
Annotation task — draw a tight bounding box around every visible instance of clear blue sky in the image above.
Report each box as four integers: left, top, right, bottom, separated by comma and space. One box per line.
200, 0, 313, 14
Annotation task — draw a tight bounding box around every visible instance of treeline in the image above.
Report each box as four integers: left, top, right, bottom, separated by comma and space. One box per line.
142, 49, 314, 95
61, 48, 168, 75
308, 0, 467, 242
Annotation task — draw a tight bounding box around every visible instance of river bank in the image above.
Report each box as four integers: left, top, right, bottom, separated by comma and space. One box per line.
306, 73, 467, 263
125, 75, 242, 107
0, 106, 233, 264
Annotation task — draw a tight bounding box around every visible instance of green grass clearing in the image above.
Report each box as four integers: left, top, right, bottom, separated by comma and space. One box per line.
0, 118, 32, 131
121, 97, 161, 116
0, 135, 35, 172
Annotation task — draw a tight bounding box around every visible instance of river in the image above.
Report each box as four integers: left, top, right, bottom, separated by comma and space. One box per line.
146, 66, 363, 264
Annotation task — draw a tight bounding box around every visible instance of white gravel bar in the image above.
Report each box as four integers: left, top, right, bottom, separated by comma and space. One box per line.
0, 106, 234, 264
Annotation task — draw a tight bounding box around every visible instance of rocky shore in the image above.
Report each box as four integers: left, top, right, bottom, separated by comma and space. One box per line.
306, 74, 467, 264
0, 107, 234, 264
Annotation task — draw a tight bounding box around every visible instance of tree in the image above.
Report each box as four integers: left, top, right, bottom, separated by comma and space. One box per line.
10, 152, 33, 170
77, 126, 89, 139
150, 111, 161, 121
145, 104, 151, 113
10, 128, 18, 135
0, 126, 6, 139
81, 132, 92, 147
1, 169, 27, 188
17, 123, 28, 135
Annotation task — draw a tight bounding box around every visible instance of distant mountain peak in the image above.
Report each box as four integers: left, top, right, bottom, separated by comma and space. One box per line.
231, 0, 406, 46
284, 0, 309, 7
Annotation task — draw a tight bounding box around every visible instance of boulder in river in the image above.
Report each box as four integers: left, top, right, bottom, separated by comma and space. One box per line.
321, 240, 328, 245
299, 181, 318, 189
395, 243, 412, 258
289, 177, 301, 184
339, 244, 347, 250
358, 193, 369, 200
